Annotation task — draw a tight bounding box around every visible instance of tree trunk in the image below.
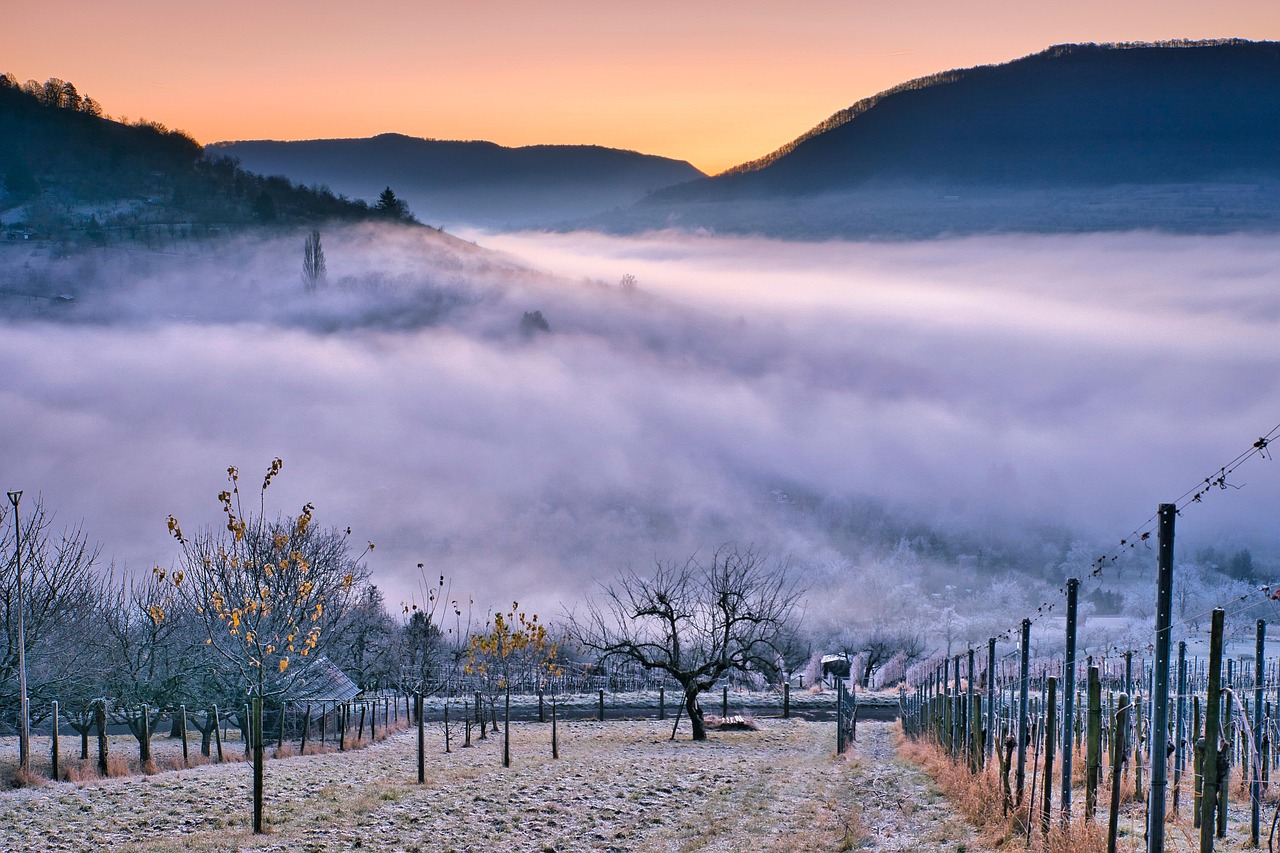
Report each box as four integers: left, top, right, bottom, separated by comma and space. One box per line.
684, 687, 707, 741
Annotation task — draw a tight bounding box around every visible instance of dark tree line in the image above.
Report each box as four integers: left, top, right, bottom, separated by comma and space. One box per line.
0, 74, 416, 238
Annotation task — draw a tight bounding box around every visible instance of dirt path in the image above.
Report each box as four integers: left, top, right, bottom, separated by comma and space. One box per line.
845, 721, 992, 852
0, 719, 989, 852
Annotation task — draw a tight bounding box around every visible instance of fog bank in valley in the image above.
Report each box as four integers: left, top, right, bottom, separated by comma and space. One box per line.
2, 224, 1279, 644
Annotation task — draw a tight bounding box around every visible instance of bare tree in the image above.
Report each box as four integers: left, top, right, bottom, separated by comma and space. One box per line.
0, 500, 103, 730
573, 546, 802, 741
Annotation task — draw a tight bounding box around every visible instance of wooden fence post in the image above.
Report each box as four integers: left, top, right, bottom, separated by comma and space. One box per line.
1200, 608, 1224, 852
781, 683, 788, 720
1042, 676, 1057, 835
1108, 694, 1129, 853
1017, 618, 1031, 806
50, 700, 59, 781
416, 692, 425, 784
1086, 665, 1101, 819
212, 706, 223, 762
180, 704, 189, 767
503, 684, 511, 768
95, 699, 108, 777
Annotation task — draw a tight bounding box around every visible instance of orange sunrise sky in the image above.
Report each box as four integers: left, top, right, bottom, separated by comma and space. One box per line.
5, 1, 1279, 173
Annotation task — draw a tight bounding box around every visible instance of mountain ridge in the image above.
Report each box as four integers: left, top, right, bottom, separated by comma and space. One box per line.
209, 133, 705, 228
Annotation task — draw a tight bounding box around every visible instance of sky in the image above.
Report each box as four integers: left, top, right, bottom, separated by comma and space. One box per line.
5, 1, 1279, 173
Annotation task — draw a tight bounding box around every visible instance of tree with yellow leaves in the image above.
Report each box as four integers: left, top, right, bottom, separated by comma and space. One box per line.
466, 602, 559, 766
162, 459, 370, 833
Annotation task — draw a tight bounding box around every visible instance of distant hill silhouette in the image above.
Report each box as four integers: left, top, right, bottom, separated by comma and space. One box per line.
608, 41, 1280, 237
208, 134, 705, 228
0, 74, 408, 244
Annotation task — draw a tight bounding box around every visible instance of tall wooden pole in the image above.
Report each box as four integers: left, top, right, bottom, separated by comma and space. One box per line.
1148, 503, 1175, 852
1017, 618, 1031, 806
1200, 608, 1225, 853
987, 637, 997, 759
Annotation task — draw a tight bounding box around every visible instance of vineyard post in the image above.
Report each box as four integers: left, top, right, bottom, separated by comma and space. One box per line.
50, 700, 59, 781
1200, 607, 1224, 852
1061, 578, 1079, 824
967, 647, 976, 770
1042, 676, 1058, 835
1148, 502, 1176, 852
416, 692, 424, 783
1017, 618, 1031, 806
1252, 619, 1265, 846
1175, 641, 1187, 815
987, 637, 997, 760
1108, 694, 1130, 853
1087, 665, 1102, 819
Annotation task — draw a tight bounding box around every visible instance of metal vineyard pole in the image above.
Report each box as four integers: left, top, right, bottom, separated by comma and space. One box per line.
1148, 503, 1175, 852
1061, 578, 1079, 823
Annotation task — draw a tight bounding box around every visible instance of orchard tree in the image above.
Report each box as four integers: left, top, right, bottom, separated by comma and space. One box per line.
163, 459, 370, 700
574, 546, 802, 741
162, 459, 370, 834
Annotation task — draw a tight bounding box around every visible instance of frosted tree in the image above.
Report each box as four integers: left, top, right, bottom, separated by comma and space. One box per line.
302, 230, 325, 292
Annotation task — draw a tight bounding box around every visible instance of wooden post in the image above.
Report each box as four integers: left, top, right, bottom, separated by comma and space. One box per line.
781, 683, 788, 720
300, 705, 311, 754
339, 703, 346, 751
503, 684, 511, 768
660, 685, 666, 720
1194, 695, 1203, 830
96, 699, 108, 777
1218, 688, 1232, 840
1086, 665, 1101, 819
50, 700, 59, 781
320, 702, 327, 746
476, 692, 486, 740
1148, 502, 1176, 852
1061, 578, 1079, 823
1108, 694, 1129, 853
416, 693, 425, 784
213, 706, 223, 762
538, 688, 544, 723
464, 698, 472, 748
552, 691, 559, 759
722, 685, 728, 719
444, 699, 451, 753
598, 689, 605, 722
180, 704, 189, 767
1042, 676, 1057, 835
987, 636, 997, 760
1017, 618, 1031, 807
1135, 693, 1145, 801
1200, 608, 1224, 852
357, 703, 366, 743
252, 695, 264, 835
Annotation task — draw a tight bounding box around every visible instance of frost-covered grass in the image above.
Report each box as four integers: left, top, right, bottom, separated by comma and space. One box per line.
0, 718, 951, 853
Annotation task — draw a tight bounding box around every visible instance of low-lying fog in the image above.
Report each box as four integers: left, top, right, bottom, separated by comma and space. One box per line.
2, 224, 1279, 635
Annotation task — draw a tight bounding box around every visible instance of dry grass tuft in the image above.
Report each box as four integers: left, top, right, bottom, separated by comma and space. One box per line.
60, 759, 99, 783
898, 735, 1108, 853
273, 742, 297, 759
8, 766, 47, 789
106, 754, 131, 778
